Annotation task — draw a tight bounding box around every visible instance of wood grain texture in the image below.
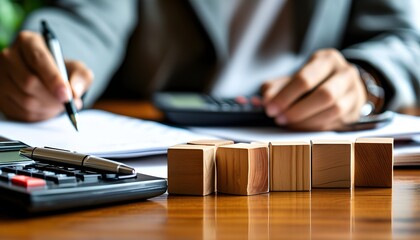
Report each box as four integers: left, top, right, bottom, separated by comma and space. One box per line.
216, 144, 268, 195
311, 140, 353, 188
270, 142, 311, 191
355, 138, 393, 187
3, 170, 419, 240
188, 139, 234, 194
167, 144, 215, 195
188, 139, 234, 147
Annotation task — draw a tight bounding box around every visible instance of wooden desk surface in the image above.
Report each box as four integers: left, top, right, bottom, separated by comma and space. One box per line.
0, 169, 419, 239
1, 101, 419, 239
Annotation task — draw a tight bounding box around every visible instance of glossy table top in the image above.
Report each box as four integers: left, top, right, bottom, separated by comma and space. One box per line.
0, 169, 419, 239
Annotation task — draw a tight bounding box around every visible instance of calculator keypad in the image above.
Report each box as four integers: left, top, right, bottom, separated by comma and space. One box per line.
205, 95, 264, 112
0, 162, 137, 189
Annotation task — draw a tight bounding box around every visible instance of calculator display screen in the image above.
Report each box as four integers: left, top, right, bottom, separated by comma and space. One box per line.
0, 151, 32, 164
0, 141, 32, 165
168, 95, 207, 109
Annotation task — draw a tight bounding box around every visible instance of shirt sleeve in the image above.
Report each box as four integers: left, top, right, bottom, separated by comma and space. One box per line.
341, 0, 420, 111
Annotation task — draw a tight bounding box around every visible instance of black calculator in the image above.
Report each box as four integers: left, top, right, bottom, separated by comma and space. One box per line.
154, 92, 274, 126
154, 92, 394, 130
0, 140, 167, 214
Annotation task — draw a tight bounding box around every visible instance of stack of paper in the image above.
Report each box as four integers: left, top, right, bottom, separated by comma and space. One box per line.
0, 110, 215, 158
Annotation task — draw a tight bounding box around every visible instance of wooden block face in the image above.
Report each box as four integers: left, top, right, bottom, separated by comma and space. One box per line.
355, 138, 394, 187
270, 142, 311, 191
216, 144, 268, 195
168, 144, 215, 195
311, 140, 353, 188
188, 139, 234, 147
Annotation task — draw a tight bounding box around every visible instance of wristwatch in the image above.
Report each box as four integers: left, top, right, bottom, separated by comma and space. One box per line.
354, 65, 385, 116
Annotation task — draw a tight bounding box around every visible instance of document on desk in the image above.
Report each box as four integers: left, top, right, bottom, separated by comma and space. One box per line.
189, 113, 420, 166
0, 110, 215, 158
189, 113, 420, 141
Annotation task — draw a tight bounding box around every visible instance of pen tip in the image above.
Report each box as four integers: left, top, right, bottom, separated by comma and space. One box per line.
119, 165, 136, 175
71, 118, 79, 132
19, 147, 33, 158
69, 114, 79, 131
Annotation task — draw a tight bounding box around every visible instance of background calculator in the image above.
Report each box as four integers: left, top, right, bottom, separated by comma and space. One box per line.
154, 92, 274, 126
154, 92, 394, 130
0, 139, 167, 214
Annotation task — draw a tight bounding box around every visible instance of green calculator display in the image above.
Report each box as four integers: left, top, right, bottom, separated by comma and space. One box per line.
0, 141, 33, 165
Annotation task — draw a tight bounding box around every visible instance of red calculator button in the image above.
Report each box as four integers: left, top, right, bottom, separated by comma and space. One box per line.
235, 96, 248, 105
11, 175, 46, 188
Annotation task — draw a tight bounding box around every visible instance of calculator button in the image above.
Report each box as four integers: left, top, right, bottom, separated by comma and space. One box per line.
75, 173, 101, 183
11, 175, 46, 188
220, 104, 231, 111
46, 174, 77, 185
43, 166, 63, 173
29, 163, 49, 168
235, 96, 249, 105
32, 170, 55, 179
2, 167, 15, 173
16, 169, 33, 176
102, 173, 118, 179
0, 172, 15, 181
2, 166, 23, 174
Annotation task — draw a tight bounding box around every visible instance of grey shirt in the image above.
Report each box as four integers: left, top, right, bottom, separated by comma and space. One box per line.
22, 0, 420, 111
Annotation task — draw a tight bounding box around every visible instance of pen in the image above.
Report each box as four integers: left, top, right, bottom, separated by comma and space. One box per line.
41, 20, 79, 131
20, 147, 136, 175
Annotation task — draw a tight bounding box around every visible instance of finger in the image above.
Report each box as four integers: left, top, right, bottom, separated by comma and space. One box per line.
4, 47, 46, 97
266, 49, 347, 117
285, 91, 359, 131
262, 76, 291, 103
66, 60, 94, 99
0, 52, 33, 109
15, 31, 71, 102
0, 77, 58, 122
280, 66, 356, 124
6, 79, 63, 121
2, 47, 64, 119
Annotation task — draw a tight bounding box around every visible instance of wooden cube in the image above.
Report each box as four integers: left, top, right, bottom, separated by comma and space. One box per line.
188, 139, 234, 147
311, 140, 353, 188
216, 143, 268, 195
188, 140, 234, 191
167, 144, 215, 195
270, 142, 311, 191
355, 138, 394, 187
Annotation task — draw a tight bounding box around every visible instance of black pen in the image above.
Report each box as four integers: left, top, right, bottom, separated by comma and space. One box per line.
41, 20, 79, 131
20, 147, 136, 175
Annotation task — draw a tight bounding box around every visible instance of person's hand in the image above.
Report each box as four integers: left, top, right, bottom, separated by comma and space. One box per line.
262, 48, 367, 131
0, 31, 93, 122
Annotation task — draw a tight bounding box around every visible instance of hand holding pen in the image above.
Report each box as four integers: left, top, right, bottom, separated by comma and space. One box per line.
0, 21, 93, 123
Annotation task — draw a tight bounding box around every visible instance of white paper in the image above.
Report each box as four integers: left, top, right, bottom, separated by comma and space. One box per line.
0, 110, 215, 158
189, 113, 420, 165
124, 155, 168, 178
189, 113, 420, 142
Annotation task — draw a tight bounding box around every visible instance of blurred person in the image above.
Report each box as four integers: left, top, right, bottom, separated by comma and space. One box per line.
0, 0, 419, 130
